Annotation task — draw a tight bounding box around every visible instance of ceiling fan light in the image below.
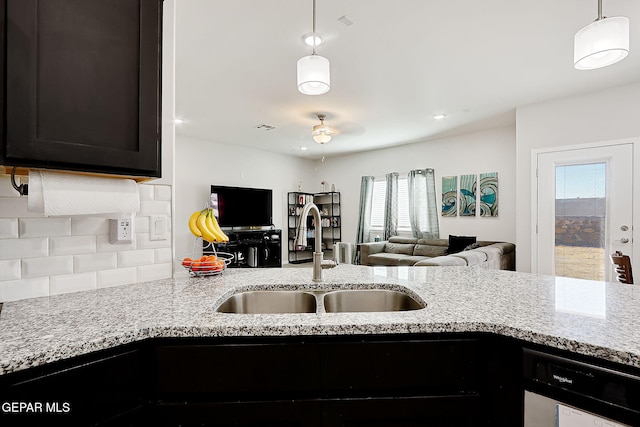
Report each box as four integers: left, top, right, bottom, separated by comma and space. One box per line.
313, 134, 332, 144
574, 16, 629, 70
297, 55, 331, 95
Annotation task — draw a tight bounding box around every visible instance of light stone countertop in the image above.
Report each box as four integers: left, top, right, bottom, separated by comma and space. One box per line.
1, 264, 640, 375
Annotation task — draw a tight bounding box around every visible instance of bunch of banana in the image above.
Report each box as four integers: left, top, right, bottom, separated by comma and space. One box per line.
188, 208, 229, 243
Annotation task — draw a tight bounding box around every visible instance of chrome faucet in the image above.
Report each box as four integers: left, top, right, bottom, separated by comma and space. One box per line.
294, 202, 337, 281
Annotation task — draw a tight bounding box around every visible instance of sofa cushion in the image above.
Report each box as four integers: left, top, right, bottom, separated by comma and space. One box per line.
475, 246, 503, 261
447, 235, 477, 254
413, 244, 448, 257
385, 242, 416, 255
398, 256, 430, 266
450, 250, 487, 266
416, 238, 449, 246
414, 256, 467, 267
389, 236, 419, 244
366, 253, 408, 266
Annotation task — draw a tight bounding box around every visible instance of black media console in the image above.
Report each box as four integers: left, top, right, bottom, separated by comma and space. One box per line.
205, 229, 282, 268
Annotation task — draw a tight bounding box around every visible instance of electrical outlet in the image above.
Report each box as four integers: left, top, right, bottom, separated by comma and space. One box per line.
109, 218, 134, 244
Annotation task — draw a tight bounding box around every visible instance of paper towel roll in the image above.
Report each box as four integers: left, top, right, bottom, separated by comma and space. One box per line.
28, 171, 140, 217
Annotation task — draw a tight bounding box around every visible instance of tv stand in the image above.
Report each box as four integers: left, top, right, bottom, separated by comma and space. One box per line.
205, 229, 282, 268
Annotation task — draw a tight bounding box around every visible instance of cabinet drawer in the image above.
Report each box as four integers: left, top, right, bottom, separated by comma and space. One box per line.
321, 339, 480, 396
155, 342, 320, 399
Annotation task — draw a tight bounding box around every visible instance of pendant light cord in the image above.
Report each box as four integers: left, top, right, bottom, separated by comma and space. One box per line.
312, 0, 317, 55
598, 0, 603, 20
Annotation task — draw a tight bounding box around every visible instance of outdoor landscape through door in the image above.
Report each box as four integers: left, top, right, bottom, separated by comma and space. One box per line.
536, 144, 633, 282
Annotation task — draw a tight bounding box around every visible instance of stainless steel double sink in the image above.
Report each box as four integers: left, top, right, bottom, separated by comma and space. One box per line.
215, 288, 425, 314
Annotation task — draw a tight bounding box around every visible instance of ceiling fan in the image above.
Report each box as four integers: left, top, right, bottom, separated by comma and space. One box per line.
312, 114, 335, 144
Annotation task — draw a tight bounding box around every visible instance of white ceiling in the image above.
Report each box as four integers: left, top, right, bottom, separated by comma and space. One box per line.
175, 0, 640, 160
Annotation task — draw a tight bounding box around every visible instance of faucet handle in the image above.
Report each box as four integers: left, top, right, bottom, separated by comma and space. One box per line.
332, 243, 339, 265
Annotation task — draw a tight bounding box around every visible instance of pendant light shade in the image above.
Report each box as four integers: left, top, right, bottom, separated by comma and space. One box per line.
297, 55, 331, 95
297, 0, 330, 95
574, 0, 629, 70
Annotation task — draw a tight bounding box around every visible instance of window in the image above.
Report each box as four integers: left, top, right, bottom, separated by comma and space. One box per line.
370, 177, 411, 232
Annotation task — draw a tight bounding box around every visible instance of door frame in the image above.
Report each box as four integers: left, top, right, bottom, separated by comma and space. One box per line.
531, 138, 638, 279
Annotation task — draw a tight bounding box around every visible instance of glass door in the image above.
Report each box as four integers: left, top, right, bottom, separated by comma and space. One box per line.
536, 144, 633, 282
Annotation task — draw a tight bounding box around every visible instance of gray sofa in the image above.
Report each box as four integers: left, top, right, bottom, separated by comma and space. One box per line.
358, 237, 515, 270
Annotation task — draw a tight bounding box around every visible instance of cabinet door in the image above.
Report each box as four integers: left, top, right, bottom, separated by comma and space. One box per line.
321, 338, 480, 397
154, 341, 320, 400
152, 400, 322, 427
0, 348, 145, 426
3, 0, 162, 177
323, 396, 483, 427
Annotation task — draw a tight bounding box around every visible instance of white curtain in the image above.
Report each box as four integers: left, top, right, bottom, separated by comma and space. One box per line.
408, 168, 439, 239
383, 172, 399, 240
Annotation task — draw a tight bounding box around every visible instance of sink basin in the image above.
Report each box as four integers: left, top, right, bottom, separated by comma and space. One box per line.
216, 291, 317, 314
323, 289, 424, 313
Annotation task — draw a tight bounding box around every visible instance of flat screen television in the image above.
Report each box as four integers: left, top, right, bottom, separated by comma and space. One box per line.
210, 185, 273, 228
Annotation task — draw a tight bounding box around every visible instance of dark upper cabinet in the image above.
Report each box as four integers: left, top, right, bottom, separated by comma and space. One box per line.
1, 0, 162, 178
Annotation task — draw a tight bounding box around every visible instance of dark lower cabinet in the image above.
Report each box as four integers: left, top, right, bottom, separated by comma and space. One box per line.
0, 344, 146, 426
0, 334, 522, 426
1, 0, 163, 178
151, 335, 519, 427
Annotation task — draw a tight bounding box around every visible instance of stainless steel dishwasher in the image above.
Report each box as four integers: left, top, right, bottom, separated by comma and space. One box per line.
523, 348, 640, 426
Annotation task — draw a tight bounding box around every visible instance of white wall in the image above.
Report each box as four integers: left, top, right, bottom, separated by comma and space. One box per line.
515, 82, 640, 272
313, 126, 517, 247
174, 136, 316, 260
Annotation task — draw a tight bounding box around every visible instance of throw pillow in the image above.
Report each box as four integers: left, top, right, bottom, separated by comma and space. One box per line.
464, 243, 480, 251
447, 235, 477, 254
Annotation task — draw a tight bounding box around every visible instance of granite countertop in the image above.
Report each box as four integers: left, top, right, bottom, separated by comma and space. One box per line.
1, 264, 640, 375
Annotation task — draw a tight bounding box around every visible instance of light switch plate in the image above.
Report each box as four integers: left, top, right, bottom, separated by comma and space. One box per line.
149, 215, 168, 241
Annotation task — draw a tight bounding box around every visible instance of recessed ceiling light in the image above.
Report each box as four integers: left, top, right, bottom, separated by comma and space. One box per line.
173, 118, 184, 124
433, 114, 447, 120
300, 146, 308, 151
302, 33, 323, 47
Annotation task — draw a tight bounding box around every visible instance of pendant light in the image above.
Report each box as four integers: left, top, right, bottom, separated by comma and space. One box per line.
574, 0, 629, 70
297, 0, 330, 95
312, 114, 334, 144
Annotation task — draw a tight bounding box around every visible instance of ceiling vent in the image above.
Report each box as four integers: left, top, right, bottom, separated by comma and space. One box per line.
254, 124, 276, 131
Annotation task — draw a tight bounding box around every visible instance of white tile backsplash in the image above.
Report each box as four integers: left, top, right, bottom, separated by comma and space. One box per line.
0, 218, 19, 239
19, 217, 71, 238
0, 237, 48, 260
118, 249, 155, 268
139, 200, 171, 216
22, 256, 73, 278
0, 277, 49, 302
71, 217, 110, 236
154, 247, 172, 263
74, 252, 118, 273
138, 184, 155, 201
138, 263, 172, 282
50, 272, 97, 295
154, 185, 172, 201
50, 235, 97, 256
0, 184, 173, 302
0, 259, 21, 281
97, 267, 137, 289
96, 234, 136, 252
0, 197, 43, 218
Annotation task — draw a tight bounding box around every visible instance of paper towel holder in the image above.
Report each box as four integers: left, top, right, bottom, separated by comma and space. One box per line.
10, 167, 28, 196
